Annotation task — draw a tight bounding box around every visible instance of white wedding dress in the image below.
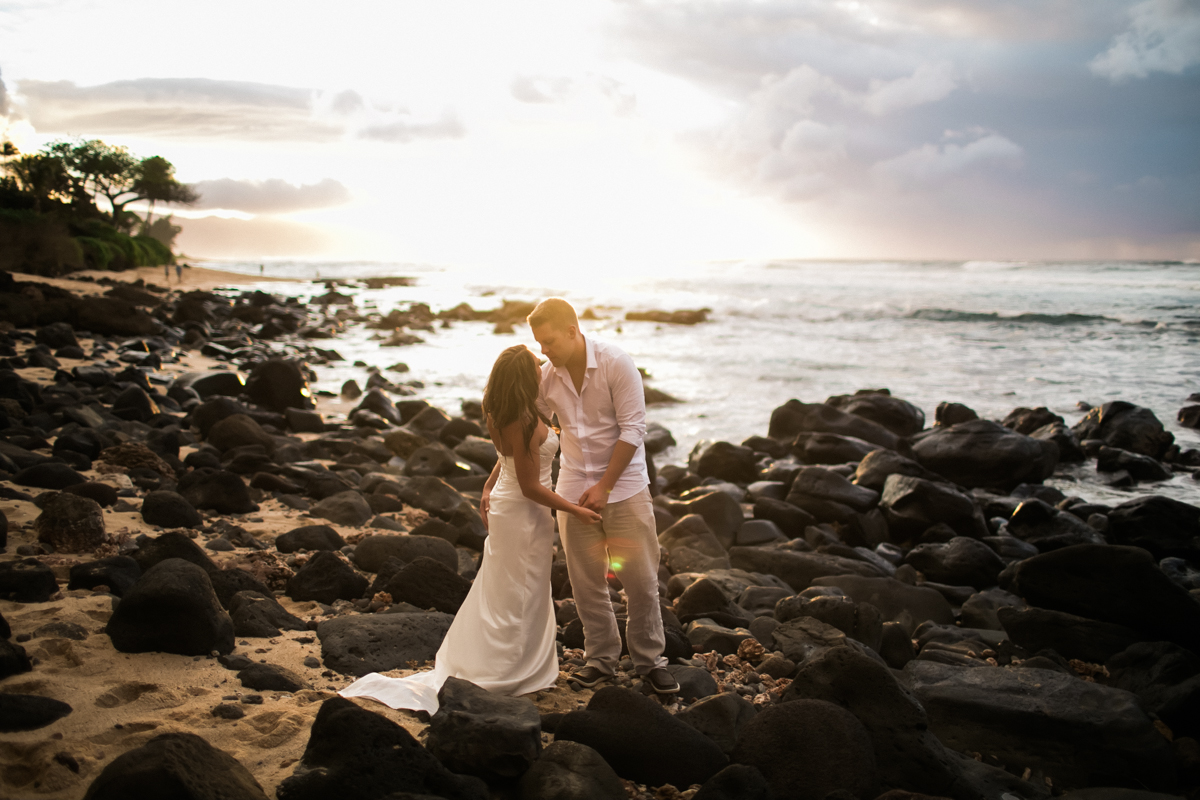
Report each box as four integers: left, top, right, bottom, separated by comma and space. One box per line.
340, 430, 560, 714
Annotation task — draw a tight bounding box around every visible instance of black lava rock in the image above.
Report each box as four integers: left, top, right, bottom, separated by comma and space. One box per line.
426, 676, 542, 781
554, 686, 728, 788
179, 468, 258, 514
141, 490, 203, 528
237, 662, 311, 693
286, 551, 368, 604
517, 740, 626, 800
14, 462, 86, 490
275, 696, 487, 800
0, 558, 58, 602
381, 556, 472, 614
229, 590, 308, 638
68, 556, 142, 597
81, 732, 268, 800
245, 358, 314, 413
106, 558, 235, 655
317, 611, 454, 677
275, 524, 345, 553
0, 694, 73, 732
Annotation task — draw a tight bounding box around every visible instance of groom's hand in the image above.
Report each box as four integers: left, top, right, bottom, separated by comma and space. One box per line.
578, 484, 609, 512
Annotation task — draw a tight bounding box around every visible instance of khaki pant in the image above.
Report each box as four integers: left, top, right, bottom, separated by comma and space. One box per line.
558, 487, 666, 676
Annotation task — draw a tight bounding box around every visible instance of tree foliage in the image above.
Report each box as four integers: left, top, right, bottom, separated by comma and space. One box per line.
2, 138, 197, 231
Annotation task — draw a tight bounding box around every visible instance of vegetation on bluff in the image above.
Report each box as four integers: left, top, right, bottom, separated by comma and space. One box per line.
0, 138, 197, 276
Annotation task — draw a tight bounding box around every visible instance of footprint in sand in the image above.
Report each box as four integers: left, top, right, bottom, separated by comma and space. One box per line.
234, 710, 307, 749
94, 682, 159, 708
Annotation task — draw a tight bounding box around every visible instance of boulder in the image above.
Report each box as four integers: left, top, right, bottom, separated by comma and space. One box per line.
245, 358, 313, 413
141, 490, 202, 529
903, 537, 1006, 591
13, 462, 85, 490
0, 638, 32, 679
997, 606, 1142, 664
1107, 641, 1200, 741
880, 475, 987, 541
68, 556, 141, 597
731, 699, 878, 800
1001, 544, 1200, 653
381, 556, 472, 614
517, 740, 625, 800
826, 390, 925, 437
354, 387, 403, 425
554, 686, 727, 788
179, 469, 258, 514
729, 546, 885, 592
808, 575, 954, 635
426, 677, 542, 780
36, 321, 78, 349
286, 550, 368, 604
675, 692, 757, 756
1106, 495, 1200, 561
317, 611, 454, 676
0, 558, 58, 602
1072, 401, 1174, 460
661, 491, 744, 551
352, 533, 459, 573
229, 590, 308, 638
959, 587, 1025, 631
1030, 422, 1086, 463
1097, 446, 1172, 482
35, 491, 105, 552
238, 662, 310, 693
660, 514, 730, 573
792, 432, 884, 465
392, 475, 469, 520
310, 490, 373, 527
768, 400, 902, 450
63, 480, 118, 507
911, 419, 1058, 491
82, 732, 267, 800
0, 694, 73, 732
275, 524, 346, 553
788, 467, 879, 512
775, 594, 883, 652
853, 449, 947, 492
455, 436, 498, 471
131, 530, 218, 574
782, 645, 964, 796
106, 559, 234, 655
770, 616, 849, 663
691, 765, 771, 800
905, 660, 1177, 791
935, 402, 979, 427
752, 497, 816, 538
275, 696, 486, 800
1006, 499, 1105, 552
111, 385, 159, 422
693, 441, 759, 484
207, 414, 275, 454
1002, 406, 1064, 435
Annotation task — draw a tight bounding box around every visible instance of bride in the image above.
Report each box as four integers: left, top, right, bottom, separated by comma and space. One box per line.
340, 345, 602, 713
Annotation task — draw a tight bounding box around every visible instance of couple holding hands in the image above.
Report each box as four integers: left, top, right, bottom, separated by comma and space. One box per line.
342, 297, 677, 713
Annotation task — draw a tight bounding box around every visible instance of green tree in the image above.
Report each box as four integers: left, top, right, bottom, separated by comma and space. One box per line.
45, 139, 196, 231
3, 151, 70, 212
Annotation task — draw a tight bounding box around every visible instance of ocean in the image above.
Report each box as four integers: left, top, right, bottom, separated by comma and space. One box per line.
192, 258, 1200, 506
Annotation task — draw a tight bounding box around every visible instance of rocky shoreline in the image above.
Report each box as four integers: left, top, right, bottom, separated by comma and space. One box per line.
1, 268, 1199, 799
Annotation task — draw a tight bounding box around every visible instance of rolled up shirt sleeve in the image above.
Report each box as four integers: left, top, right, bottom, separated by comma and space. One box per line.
608, 351, 646, 448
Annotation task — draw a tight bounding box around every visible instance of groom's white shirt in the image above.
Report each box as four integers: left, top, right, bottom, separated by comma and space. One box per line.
537, 335, 649, 505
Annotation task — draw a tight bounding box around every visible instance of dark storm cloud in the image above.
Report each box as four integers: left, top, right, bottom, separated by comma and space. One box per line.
190, 177, 352, 214
612, 0, 1200, 255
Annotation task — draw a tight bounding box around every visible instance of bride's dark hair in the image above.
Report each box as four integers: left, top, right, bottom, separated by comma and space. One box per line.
482, 345, 546, 453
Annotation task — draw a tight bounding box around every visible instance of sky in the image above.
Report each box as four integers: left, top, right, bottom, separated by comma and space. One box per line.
1, 0, 1198, 270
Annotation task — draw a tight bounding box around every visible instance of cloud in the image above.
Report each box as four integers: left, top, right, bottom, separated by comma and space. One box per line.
16, 77, 340, 141
873, 132, 1024, 184
0, 70, 8, 117
1090, 0, 1200, 81
861, 62, 957, 115
12, 77, 466, 143
357, 112, 464, 142
511, 75, 574, 104
190, 177, 351, 214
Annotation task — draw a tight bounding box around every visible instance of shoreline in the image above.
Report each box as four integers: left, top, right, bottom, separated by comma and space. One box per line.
1, 268, 1198, 797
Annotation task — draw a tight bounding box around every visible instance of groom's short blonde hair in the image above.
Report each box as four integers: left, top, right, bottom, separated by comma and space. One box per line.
527, 297, 578, 331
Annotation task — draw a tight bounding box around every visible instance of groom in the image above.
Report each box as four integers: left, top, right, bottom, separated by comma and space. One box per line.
527, 298, 678, 695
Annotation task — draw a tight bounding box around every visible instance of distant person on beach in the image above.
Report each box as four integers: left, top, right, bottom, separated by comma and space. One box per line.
340, 345, 601, 713
175, 263, 183, 283
526, 297, 679, 696
164, 263, 170, 282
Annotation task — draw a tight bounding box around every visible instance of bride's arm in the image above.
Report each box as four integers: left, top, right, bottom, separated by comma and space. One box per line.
492, 418, 601, 524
